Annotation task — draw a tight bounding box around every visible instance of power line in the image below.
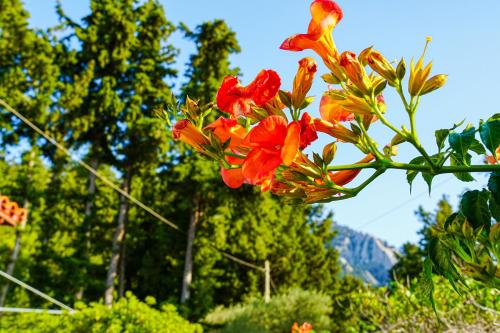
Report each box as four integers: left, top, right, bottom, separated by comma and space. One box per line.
0, 98, 265, 273
0, 270, 74, 313
0, 307, 67, 315
355, 176, 454, 230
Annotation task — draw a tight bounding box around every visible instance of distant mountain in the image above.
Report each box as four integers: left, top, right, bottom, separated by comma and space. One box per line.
332, 224, 399, 285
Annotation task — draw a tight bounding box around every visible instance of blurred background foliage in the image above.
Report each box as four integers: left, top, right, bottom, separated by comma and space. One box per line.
0, 0, 498, 332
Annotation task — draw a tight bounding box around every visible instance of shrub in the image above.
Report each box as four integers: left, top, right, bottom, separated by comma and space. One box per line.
0, 292, 202, 333
204, 288, 332, 333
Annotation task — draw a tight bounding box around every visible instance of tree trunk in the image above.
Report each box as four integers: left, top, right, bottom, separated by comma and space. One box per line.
0, 230, 22, 307
118, 239, 126, 298
180, 198, 201, 304
104, 169, 132, 307
76, 158, 98, 301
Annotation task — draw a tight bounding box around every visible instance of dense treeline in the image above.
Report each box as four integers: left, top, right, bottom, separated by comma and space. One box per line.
0, 0, 340, 318
1, 1, 498, 332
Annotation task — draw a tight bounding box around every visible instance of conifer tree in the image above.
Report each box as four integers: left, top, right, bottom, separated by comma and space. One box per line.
177, 19, 240, 305
56, 0, 177, 305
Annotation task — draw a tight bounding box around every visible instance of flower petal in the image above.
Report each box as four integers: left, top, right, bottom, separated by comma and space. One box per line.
310, 0, 343, 33
281, 121, 301, 165
299, 112, 318, 149
244, 115, 288, 148
320, 94, 354, 122
247, 70, 281, 106
242, 148, 282, 184
221, 167, 245, 189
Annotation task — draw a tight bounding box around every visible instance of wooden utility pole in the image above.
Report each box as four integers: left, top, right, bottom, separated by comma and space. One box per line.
264, 260, 271, 303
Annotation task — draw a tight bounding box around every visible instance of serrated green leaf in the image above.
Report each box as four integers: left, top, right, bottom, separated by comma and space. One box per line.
421, 257, 437, 316
448, 126, 476, 162
488, 171, 500, 204
479, 118, 500, 155
435, 129, 449, 151
406, 156, 426, 192
422, 172, 434, 194
407, 170, 419, 193
468, 138, 486, 155
460, 190, 492, 231
450, 153, 474, 182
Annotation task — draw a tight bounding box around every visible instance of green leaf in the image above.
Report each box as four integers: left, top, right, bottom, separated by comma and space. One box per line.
448, 126, 476, 162
299, 96, 314, 110
421, 257, 437, 316
460, 190, 492, 231
406, 156, 425, 192
468, 138, 486, 155
450, 153, 474, 182
312, 153, 323, 167
278, 90, 292, 108
435, 129, 449, 151
488, 171, 500, 204
489, 223, 500, 243
421, 172, 434, 194
489, 197, 500, 222
479, 117, 500, 155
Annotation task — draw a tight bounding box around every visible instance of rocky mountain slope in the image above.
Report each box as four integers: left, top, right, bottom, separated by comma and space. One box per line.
332, 224, 399, 285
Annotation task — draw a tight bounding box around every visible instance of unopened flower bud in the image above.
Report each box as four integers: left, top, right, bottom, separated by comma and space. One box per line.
292, 57, 318, 110
420, 74, 448, 95
367, 50, 397, 85
408, 38, 433, 97
173, 119, 209, 152
322, 142, 337, 165
339, 51, 371, 95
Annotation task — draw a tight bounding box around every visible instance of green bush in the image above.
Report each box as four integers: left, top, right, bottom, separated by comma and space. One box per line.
0, 292, 202, 333
333, 277, 500, 333
204, 288, 332, 333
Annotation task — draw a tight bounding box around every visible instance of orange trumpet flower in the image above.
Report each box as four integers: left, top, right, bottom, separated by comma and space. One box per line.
314, 118, 359, 143
242, 115, 300, 185
216, 70, 281, 118
329, 154, 374, 186
299, 112, 318, 149
320, 92, 355, 123
221, 155, 246, 189
291, 322, 313, 333
204, 117, 247, 149
292, 57, 318, 109
173, 119, 209, 152
280, 0, 343, 74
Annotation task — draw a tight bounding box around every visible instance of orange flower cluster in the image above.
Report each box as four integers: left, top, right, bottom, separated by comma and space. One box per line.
291, 322, 313, 333
0, 195, 27, 227
171, 0, 418, 203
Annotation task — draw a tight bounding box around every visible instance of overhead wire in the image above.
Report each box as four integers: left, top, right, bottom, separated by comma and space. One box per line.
0, 98, 264, 272
355, 176, 454, 230
0, 269, 74, 313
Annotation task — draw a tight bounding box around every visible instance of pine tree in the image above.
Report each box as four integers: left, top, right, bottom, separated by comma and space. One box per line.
56, 0, 177, 305
175, 19, 241, 305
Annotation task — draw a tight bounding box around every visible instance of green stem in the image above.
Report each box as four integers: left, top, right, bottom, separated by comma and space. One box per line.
350, 169, 386, 193
327, 161, 500, 174
356, 117, 385, 160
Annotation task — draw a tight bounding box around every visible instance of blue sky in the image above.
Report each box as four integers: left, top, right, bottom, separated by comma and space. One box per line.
24, 0, 500, 247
